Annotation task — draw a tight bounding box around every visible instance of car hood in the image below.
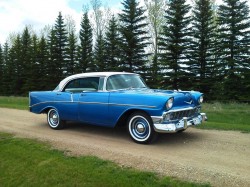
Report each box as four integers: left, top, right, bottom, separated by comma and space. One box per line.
111, 88, 202, 108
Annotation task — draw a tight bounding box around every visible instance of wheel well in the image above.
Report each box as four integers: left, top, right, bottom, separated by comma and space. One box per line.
116, 109, 150, 127
41, 107, 53, 114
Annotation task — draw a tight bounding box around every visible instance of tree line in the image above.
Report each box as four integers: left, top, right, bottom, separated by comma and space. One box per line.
0, 0, 249, 101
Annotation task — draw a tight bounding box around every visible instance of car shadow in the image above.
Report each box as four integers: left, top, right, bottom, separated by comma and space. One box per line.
57, 121, 203, 146
64, 121, 130, 140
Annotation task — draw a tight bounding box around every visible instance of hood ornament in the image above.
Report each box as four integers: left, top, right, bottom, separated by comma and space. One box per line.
184, 100, 193, 105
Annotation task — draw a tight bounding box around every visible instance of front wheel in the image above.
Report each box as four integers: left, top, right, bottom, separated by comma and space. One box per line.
47, 108, 65, 130
127, 112, 158, 144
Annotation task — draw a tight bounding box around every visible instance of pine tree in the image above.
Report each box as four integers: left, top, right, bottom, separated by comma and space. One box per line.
94, 32, 106, 71
67, 30, 78, 75
48, 27, 61, 88
28, 34, 40, 91
0, 44, 3, 95
159, 0, 192, 90
119, 0, 149, 74
217, 0, 250, 100
21, 27, 33, 94
105, 15, 121, 71
54, 12, 68, 79
37, 36, 49, 90
190, 0, 217, 96
9, 35, 23, 95
1, 42, 10, 95
79, 12, 93, 72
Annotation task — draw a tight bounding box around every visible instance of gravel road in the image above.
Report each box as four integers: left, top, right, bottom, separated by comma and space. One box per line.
0, 108, 249, 187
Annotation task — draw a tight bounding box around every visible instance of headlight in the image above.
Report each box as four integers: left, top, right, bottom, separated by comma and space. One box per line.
199, 95, 204, 104
166, 98, 174, 109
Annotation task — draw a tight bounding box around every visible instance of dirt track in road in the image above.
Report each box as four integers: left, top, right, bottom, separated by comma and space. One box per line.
0, 108, 249, 187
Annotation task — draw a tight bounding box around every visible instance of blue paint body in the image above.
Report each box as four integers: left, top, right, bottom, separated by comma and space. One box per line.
29, 88, 203, 127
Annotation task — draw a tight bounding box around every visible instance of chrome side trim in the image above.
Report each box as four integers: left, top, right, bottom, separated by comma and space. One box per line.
109, 103, 156, 108
29, 101, 75, 108
78, 102, 156, 108
30, 101, 157, 109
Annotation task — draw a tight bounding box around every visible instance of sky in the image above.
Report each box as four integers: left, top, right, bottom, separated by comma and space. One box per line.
0, 0, 250, 44
0, 0, 121, 44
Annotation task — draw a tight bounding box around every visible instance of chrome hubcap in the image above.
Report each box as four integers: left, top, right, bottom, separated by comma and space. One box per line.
48, 110, 59, 127
136, 123, 145, 133
52, 114, 58, 120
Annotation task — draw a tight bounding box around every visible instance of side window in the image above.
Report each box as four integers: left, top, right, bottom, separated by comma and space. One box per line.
63, 77, 100, 93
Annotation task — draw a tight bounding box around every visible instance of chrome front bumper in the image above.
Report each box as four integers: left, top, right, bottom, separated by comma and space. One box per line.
152, 113, 207, 133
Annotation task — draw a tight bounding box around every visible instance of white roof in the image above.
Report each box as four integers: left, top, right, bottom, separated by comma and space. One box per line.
57, 72, 135, 91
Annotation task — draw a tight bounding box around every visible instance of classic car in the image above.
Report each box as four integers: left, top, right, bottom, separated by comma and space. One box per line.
29, 72, 207, 144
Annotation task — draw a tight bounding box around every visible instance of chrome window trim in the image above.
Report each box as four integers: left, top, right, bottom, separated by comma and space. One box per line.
59, 76, 106, 92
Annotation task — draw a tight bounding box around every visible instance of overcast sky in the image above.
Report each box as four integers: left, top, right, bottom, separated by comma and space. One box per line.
0, 0, 121, 44
0, 0, 249, 44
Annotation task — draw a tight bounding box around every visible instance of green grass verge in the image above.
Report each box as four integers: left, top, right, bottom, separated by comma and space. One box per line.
0, 132, 209, 187
200, 102, 250, 133
0, 96, 28, 110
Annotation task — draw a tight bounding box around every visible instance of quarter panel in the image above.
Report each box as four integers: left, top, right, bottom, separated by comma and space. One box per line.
108, 91, 168, 125
29, 91, 56, 113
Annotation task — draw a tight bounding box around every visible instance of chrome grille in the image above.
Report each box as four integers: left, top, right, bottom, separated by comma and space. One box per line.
164, 108, 198, 122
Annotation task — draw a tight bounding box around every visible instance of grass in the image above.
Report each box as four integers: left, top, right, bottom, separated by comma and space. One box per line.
0, 96, 28, 110
200, 102, 250, 133
0, 132, 209, 187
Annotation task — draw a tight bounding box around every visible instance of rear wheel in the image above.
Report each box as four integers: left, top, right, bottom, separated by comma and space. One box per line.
47, 108, 65, 129
127, 112, 157, 144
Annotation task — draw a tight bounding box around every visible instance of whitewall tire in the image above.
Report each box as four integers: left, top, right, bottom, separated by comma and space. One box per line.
127, 112, 157, 144
47, 108, 64, 129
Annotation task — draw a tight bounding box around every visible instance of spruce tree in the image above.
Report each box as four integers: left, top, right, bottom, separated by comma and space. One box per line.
67, 30, 78, 75
217, 0, 250, 100
159, 0, 192, 90
93, 32, 106, 71
37, 36, 49, 90
28, 35, 40, 91
119, 0, 149, 74
79, 12, 93, 72
0, 44, 3, 95
54, 12, 68, 79
105, 15, 121, 71
9, 35, 23, 95
190, 0, 217, 96
48, 28, 61, 88
21, 27, 33, 94
1, 42, 10, 95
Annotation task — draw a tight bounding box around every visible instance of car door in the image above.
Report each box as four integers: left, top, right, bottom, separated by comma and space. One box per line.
53, 91, 79, 121
77, 77, 110, 126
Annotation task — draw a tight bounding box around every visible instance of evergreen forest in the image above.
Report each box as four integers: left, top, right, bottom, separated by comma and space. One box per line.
0, 0, 249, 101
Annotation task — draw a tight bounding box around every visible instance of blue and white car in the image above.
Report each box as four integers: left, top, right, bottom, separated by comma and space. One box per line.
29, 72, 207, 144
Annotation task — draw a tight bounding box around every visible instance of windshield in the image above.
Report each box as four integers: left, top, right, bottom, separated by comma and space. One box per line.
106, 74, 148, 91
